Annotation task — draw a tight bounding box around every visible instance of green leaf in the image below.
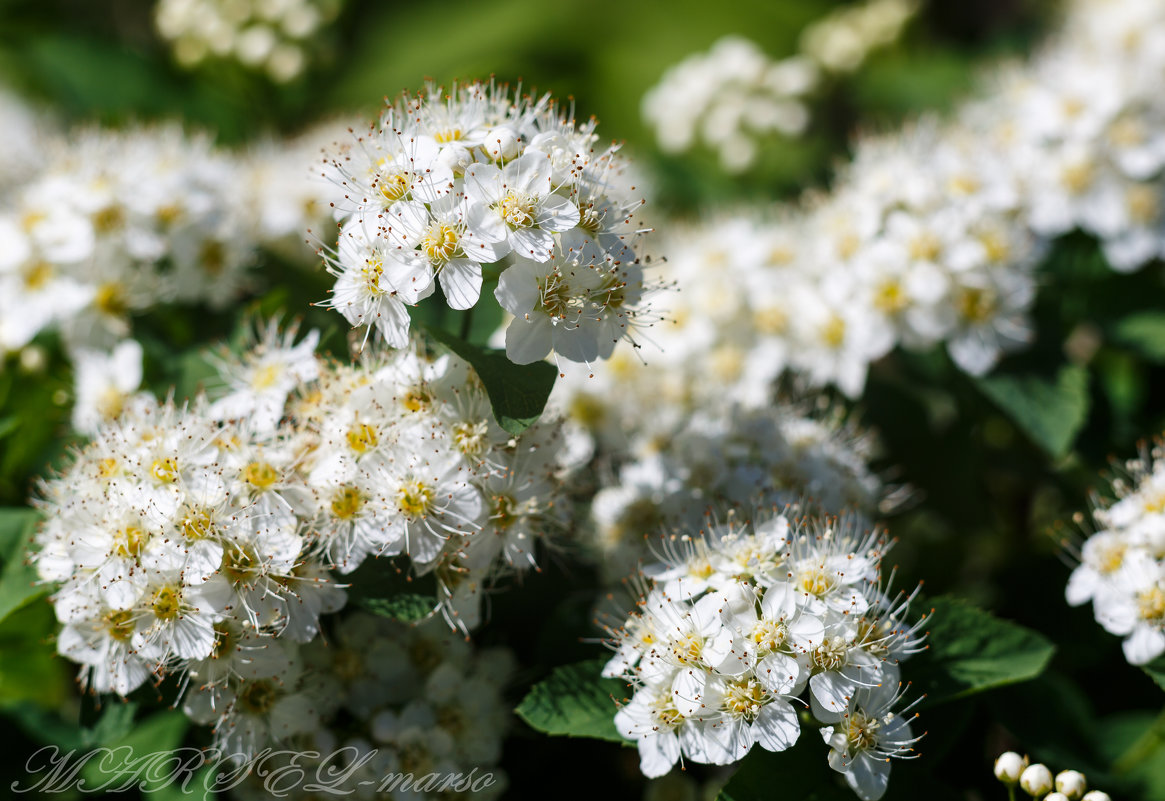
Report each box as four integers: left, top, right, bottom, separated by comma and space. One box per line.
717, 737, 848, 801
0, 508, 47, 623
910, 596, 1055, 706
976, 364, 1090, 458
1143, 655, 1165, 693
79, 709, 189, 793
423, 325, 556, 435
515, 659, 629, 743
1112, 312, 1165, 362
357, 593, 439, 623
0, 602, 69, 708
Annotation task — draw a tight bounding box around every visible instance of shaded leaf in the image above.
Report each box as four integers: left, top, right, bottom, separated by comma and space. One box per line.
79, 709, 189, 793
910, 596, 1055, 707
1113, 312, 1165, 362
0, 508, 47, 623
976, 364, 1090, 458
1143, 656, 1165, 694
357, 593, 439, 624
424, 325, 556, 435
515, 660, 628, 743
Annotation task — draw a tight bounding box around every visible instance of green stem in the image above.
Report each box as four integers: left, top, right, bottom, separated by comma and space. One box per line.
1007, 784, 1016, 801
459, 306, 474, 341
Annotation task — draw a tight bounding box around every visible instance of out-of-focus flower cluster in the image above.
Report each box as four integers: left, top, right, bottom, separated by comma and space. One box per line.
322, 81, 660, 367
32, 327, 570, 732
641, 37, 818, 172
154, 0, 343, 82
602, 508, 925, 800
800, 0, 920, 74
195, 613, 513, 794
1066, 440, 1165, 666
641, 0, 919, 171
639, 0, 1165, 397
0, 112, 346, 434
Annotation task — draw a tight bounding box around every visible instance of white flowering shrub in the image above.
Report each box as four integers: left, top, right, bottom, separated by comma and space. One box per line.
4, 1, 1165, 801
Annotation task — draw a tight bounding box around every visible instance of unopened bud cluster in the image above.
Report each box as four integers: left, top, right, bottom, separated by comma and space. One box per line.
994, 753, 1110, 801
603, 508, 926, 801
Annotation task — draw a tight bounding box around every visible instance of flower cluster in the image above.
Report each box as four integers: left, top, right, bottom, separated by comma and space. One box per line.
0, 87, 52, 194
1065, 441, 1165, 666
994, 752, 1111, 801
641, 37, 818, 172
603, 509, 925, 801
0, 124, 254, 356
584, 401, 887, 582
33, 325, 570, 711
640, 0, 918, 171
188, 612, 514, 783
321, 81, 658, 367
154, 0, 342, 82
640, 0, 1165, 397
799, 0, 919, 74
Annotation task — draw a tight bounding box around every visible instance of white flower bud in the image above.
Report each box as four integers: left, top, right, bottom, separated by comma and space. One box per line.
1046, 793, 1071, 801
1055, 770, 1087, 799
994, 752, 1028, 785
1020, 764, 1055, 798
484, 126, 522, 161
1081, 792, 1111, 801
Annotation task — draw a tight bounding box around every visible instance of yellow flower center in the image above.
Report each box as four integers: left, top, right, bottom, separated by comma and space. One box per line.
151, 457, 179, 484
956, 287, 996, 323
497, 191, 537, 228
397, 479, 435, 518
330, 485, 365, 520
243, 461, 279, 491
422, 223, 460, 265
115, 524, 147, 559
151, 585, 182, 620
346, 422, 379, 454
104, 609, 135, 641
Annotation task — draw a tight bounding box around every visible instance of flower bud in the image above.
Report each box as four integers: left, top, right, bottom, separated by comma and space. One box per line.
994, 752, 1028, 785
1020, 764, 1054, 797
484, 126, 522, 161
1055, 770, 1087, 799
1046, 793, 1070, 801
1081, 792, 1111, 801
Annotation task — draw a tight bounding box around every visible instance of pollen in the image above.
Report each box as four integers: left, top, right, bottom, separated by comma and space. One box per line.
243, 461, 279, 490
151, 457, 179, 483
330, 485, 365, 520
151, 585, 182, 620
422, 222, 460, 265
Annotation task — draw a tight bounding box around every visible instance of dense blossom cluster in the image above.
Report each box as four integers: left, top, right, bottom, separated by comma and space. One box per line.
0, 125, 254, 355
1066, 441, 1165, 666
154, 0, 342, 82
578, 396, 886, 581
641, 0, 918, 171
641, 0, 1165, 396
192, 613, 513, 793
33, 329, 569, 715
603, 508, 925, 800
322, 81, 658, 366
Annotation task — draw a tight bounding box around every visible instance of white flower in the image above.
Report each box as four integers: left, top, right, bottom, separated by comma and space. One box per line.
71, 340, 145, 436
820, 682, 920, 801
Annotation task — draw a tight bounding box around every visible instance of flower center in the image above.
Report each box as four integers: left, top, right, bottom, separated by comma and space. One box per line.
752, 618, 789, 654
452, 420, 489, 456
181, 508, 215, 540
151, 585, 182, 620
422, 223, 460, 265
243, 461, 279, 491
250, 363, 282, 391
397, 479, 435, 518
330, 485, 365, 520
1136, 586, 1165, 621
378, 170, 411, 204
151, 457, 179, 484
237, 680, 279, 715
497, 191, 536, 228
956, 287, 996, 323
812, 636, 849, 673
115, 524, 147, 559
723, 678, 767, 721
104, 609, 135, 641
346, 422, 379, 454
847, 711, 881, 752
